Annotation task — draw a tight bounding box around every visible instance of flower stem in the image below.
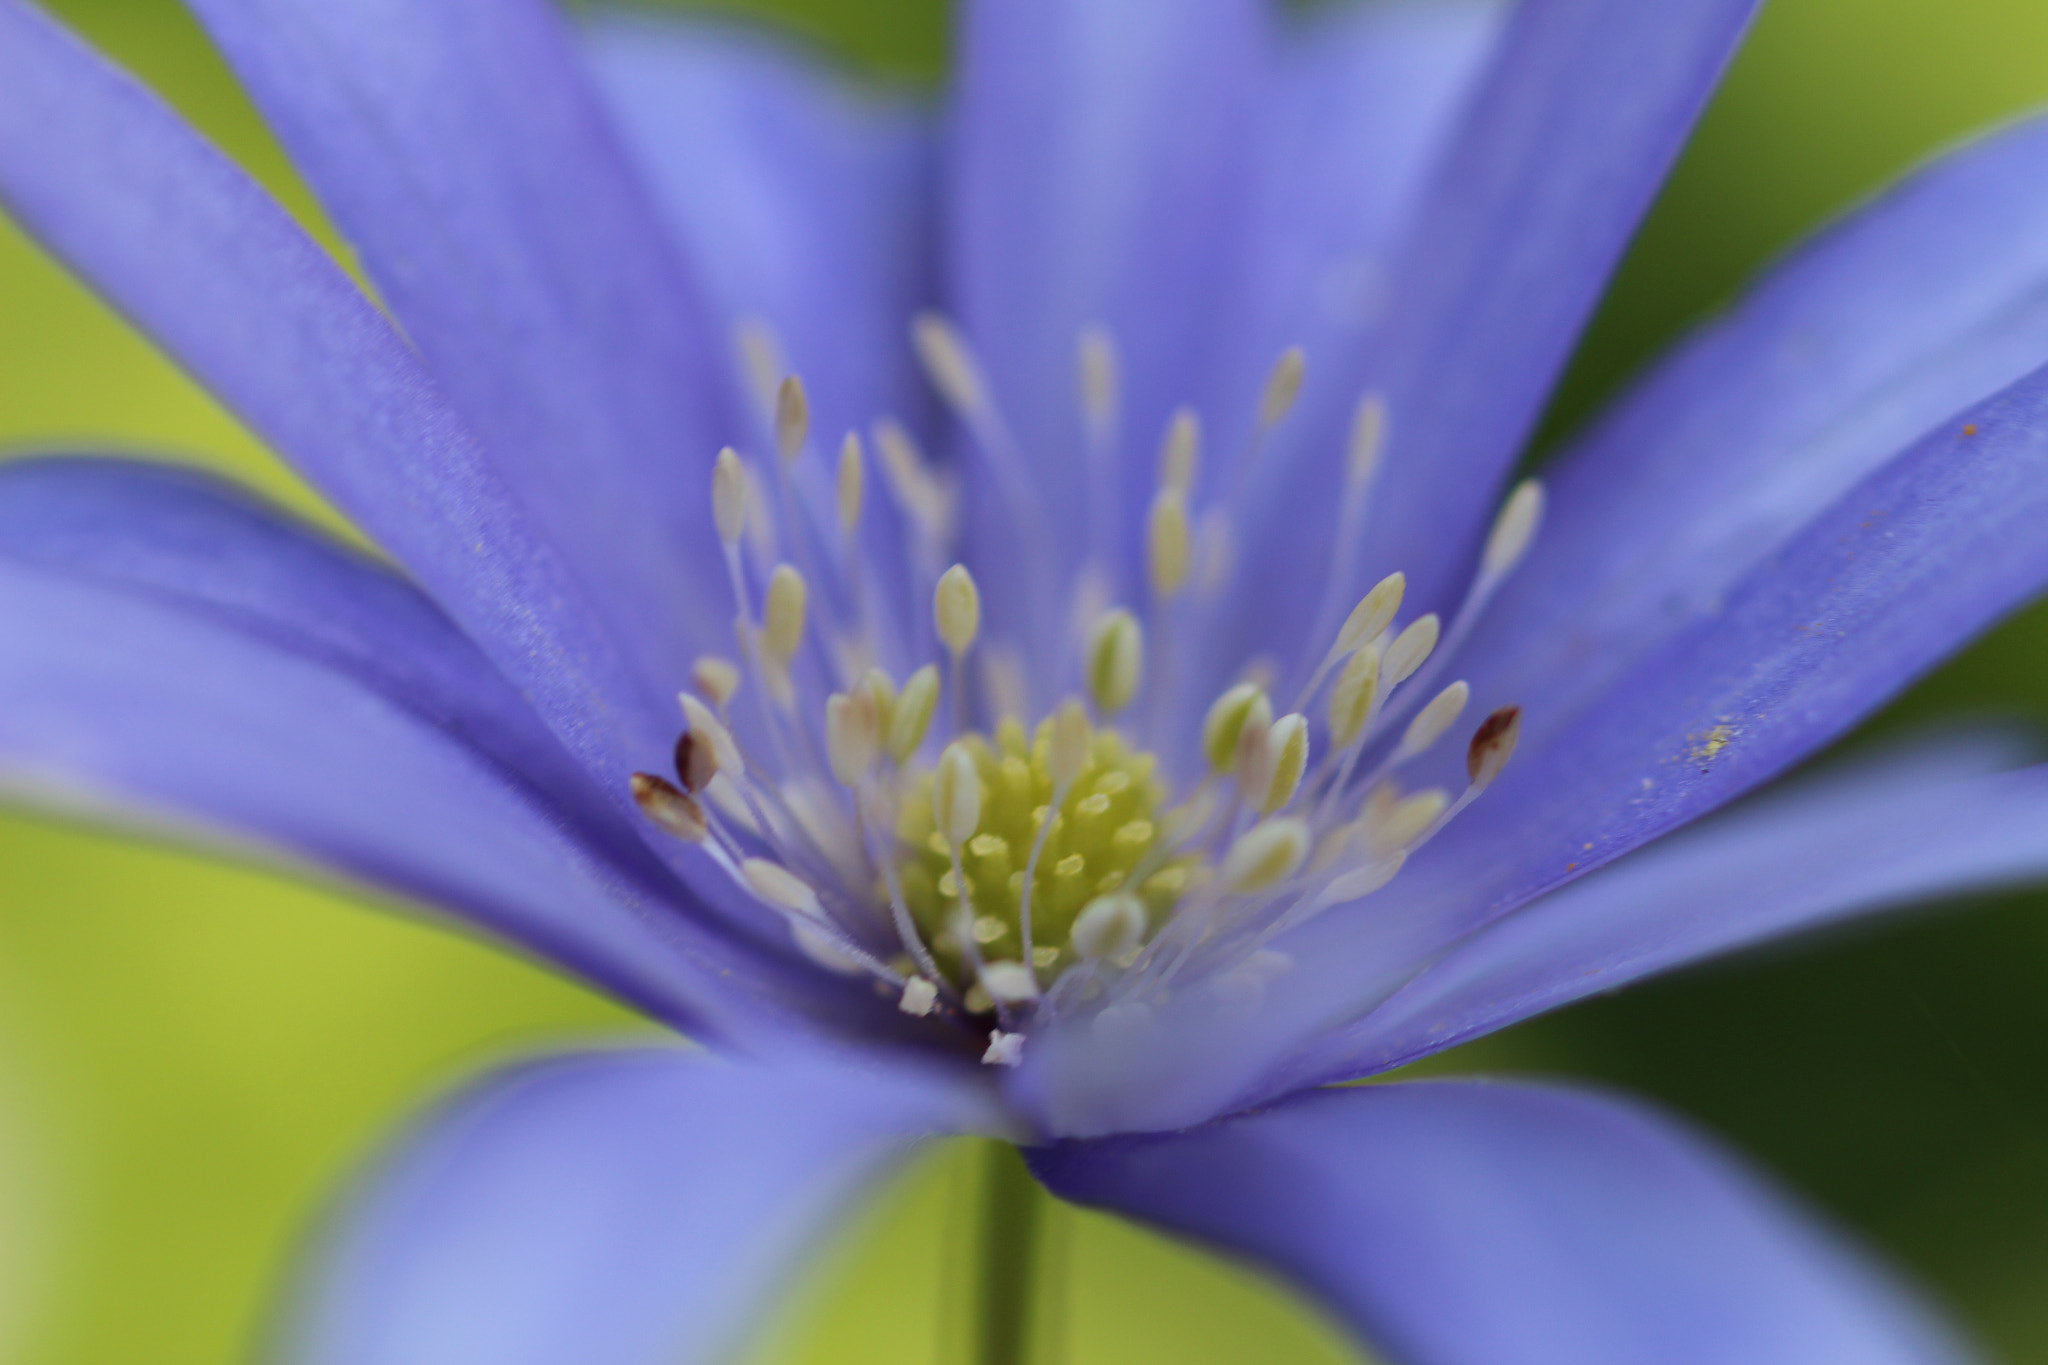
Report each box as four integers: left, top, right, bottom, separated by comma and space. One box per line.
975, 1141, 1041, 1365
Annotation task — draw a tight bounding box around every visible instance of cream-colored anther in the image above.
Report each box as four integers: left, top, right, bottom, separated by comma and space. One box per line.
935, 564, 981, 657
1323, 852, 1405, 904
629, 773, 708, 842
1071, 892, 1147, 960
1048, 699, 1093, 790
1079, 326, 1119, 437
712, 447, 747, 545
933, 742, 984, 848
792, 921, 868, 975
1348, 391, 1387, 487
887, 665, 940, 761
1159, 407, 1200, 493
1482, 479, 1545, 579
898, 976, 938, 1016
1228, 690, 1277, 793
836, 432, 865, 533
1363, 789, 1448, 859
1383, 613, 1440, 689
1466, 706, 1523, 790
1336, 572, 1406, 656
774, 374, 809, 463
1148, 489, 1192, 598
742, 858, 824, 919
1202, 683, 1265, 774
825, 689, 881, 787
859, 666, 897, 732
762, 564, 807, 663
983, 1031, 1025, 1067
911, 311, 990, 418
1400, 681, 1470, 758
1222, 817, 1309, 894
678, 693, 744, 779
872, 418, 953, 538
1257, 713, 1310, 814
1259, 346, 1307, 429
1086, 609, 1144, 715
1328, 645, 1382, 748
691, 655, 741, 709
980, 960, 1040, 1004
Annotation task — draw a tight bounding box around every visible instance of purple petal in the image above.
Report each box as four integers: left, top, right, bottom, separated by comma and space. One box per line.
1316, 745, 2048, 1080
285, 1047, 982, 1365
0, 456, 796, 1037
0, 0, 676, 786
186, 0, 738, 687
946, 0, 1271, 660
580, 13, 937, 656
1219, 0, 1759, 677
1032, 1080, 1974, 1365
1468, 111, 2048, 754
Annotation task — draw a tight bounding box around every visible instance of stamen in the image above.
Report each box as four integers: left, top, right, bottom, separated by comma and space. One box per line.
933, 741, 985, 849
1397, 680, 1470, 760
732, 316, 786, 421
836, 432, 865, 534
742, 857, 825, 919
872, 418, 956, 545
899, 976, 939, 1016
1203, 683, 1267, 773
1258, 346, 1308, 430
980, 960, 1040, 1005
1337, 572, 1405, 657
679, 694, 745, 779
1078, 325, 1120, 444
630, 772, 708, 842
1362, 788, 1447, 859
1481, 479, 1545, 580
1254, 713, 1310, 815
912, 311, 993, 422
982, 1031, 1025, 1067
691, 655, 741, 710
1159, 407, 1201, 494
673, 729, 719, 795
825, 688, 882, 786
712, 447, 748, 546
1466, 706, 1523, 789
775, 374, 809, 464
1147, 489, 1192, 599
1071, 892, 1147, 961
1383, 613, 1440, 689
935, 564, 982, 659
762, 564, 808, 667
888, 664, 941, 761
1348, 391, 1387, 488
1222, 817, 1309, 894
1086, 609, 1144, 715
1327, 646, 1381, 749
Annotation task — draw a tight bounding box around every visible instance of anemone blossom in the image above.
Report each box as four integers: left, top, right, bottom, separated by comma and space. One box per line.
9, 0, 2048, 1360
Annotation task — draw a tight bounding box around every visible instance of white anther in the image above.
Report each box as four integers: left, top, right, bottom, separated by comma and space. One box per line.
981, 960, 1041, 1004
691, 655, 741, 709
1195, 508, 1236, 596
836, 432, 866, 534
1147, 489, 1192, 598
1482, 479, 1545, 579
1079, 326, 1119, 438
712, 447, 748, 545
1466, 706, 1523, 790
1362, 789, 1448, 860
935, 564, 981, 657
791, 920, 867, 975
1399, 680, 1471, 758
911, 311, 990, 419
1383, 613, 1440, 688
825, 689, 882, 787
1222, 817, 1309, 894
629, 773, 708, 842
1336, 572, 1405, 657
872, 418, 954, 540
888, 664, 941, 762
1322, 852, 1405, 905
742, 857, 824, 919
1203, 683, 1267, 774
1328, 645, 1382, 748
982, 1031, 1026, 1067
733, 315, 785, 419
934, 742, 984, 848
679, 693, 745, 779
762, 564, 807, 663
1229, 691, 1277, 793
1348, 392, 1387, 488
1159, 407, 1201, 494
1259, 346, 1307, 429
1071, 892, 1147, 961
1086, 609, 1144, 715
1048, 699, 1093, 790
1257, 713, 1310, 814
774, 374, 809, 463
899, 976, 939, 1016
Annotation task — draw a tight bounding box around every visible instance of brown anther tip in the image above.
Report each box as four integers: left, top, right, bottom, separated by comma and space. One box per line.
674, 731, 718, 794
1466, 706, 1523, 785
631, 771, 708, 842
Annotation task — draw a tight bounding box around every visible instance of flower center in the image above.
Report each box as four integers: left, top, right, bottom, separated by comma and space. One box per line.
626, 313, 1538, 1067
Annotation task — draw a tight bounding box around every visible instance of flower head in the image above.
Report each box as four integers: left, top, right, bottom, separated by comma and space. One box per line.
8, 0, 2048, 1359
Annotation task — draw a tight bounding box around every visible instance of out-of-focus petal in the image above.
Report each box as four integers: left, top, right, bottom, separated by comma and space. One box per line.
0, 457, 796, 1037
581, 13, 937, 657
187, 0, 739, 687
1219, 0, 1759, 681
284, 1047, 985, 1365
1032, 1081, 1974, 1365
1468, 111, 2048, 753
947, 0, 1270, 668
0, 0, 675, 786
1306, 745, 2048, 1081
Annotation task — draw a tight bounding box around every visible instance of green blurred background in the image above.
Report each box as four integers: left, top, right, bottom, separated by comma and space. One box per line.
4, 0, 2048, 1360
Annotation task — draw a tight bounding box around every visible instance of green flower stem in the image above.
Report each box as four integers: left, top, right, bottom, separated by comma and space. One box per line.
975, 1141, 1042, 1365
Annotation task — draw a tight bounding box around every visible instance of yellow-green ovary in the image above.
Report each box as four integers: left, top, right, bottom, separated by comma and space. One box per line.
897, 718, 1192, 984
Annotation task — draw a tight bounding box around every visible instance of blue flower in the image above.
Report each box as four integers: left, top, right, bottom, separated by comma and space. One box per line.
6, 0, 2048, 1359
